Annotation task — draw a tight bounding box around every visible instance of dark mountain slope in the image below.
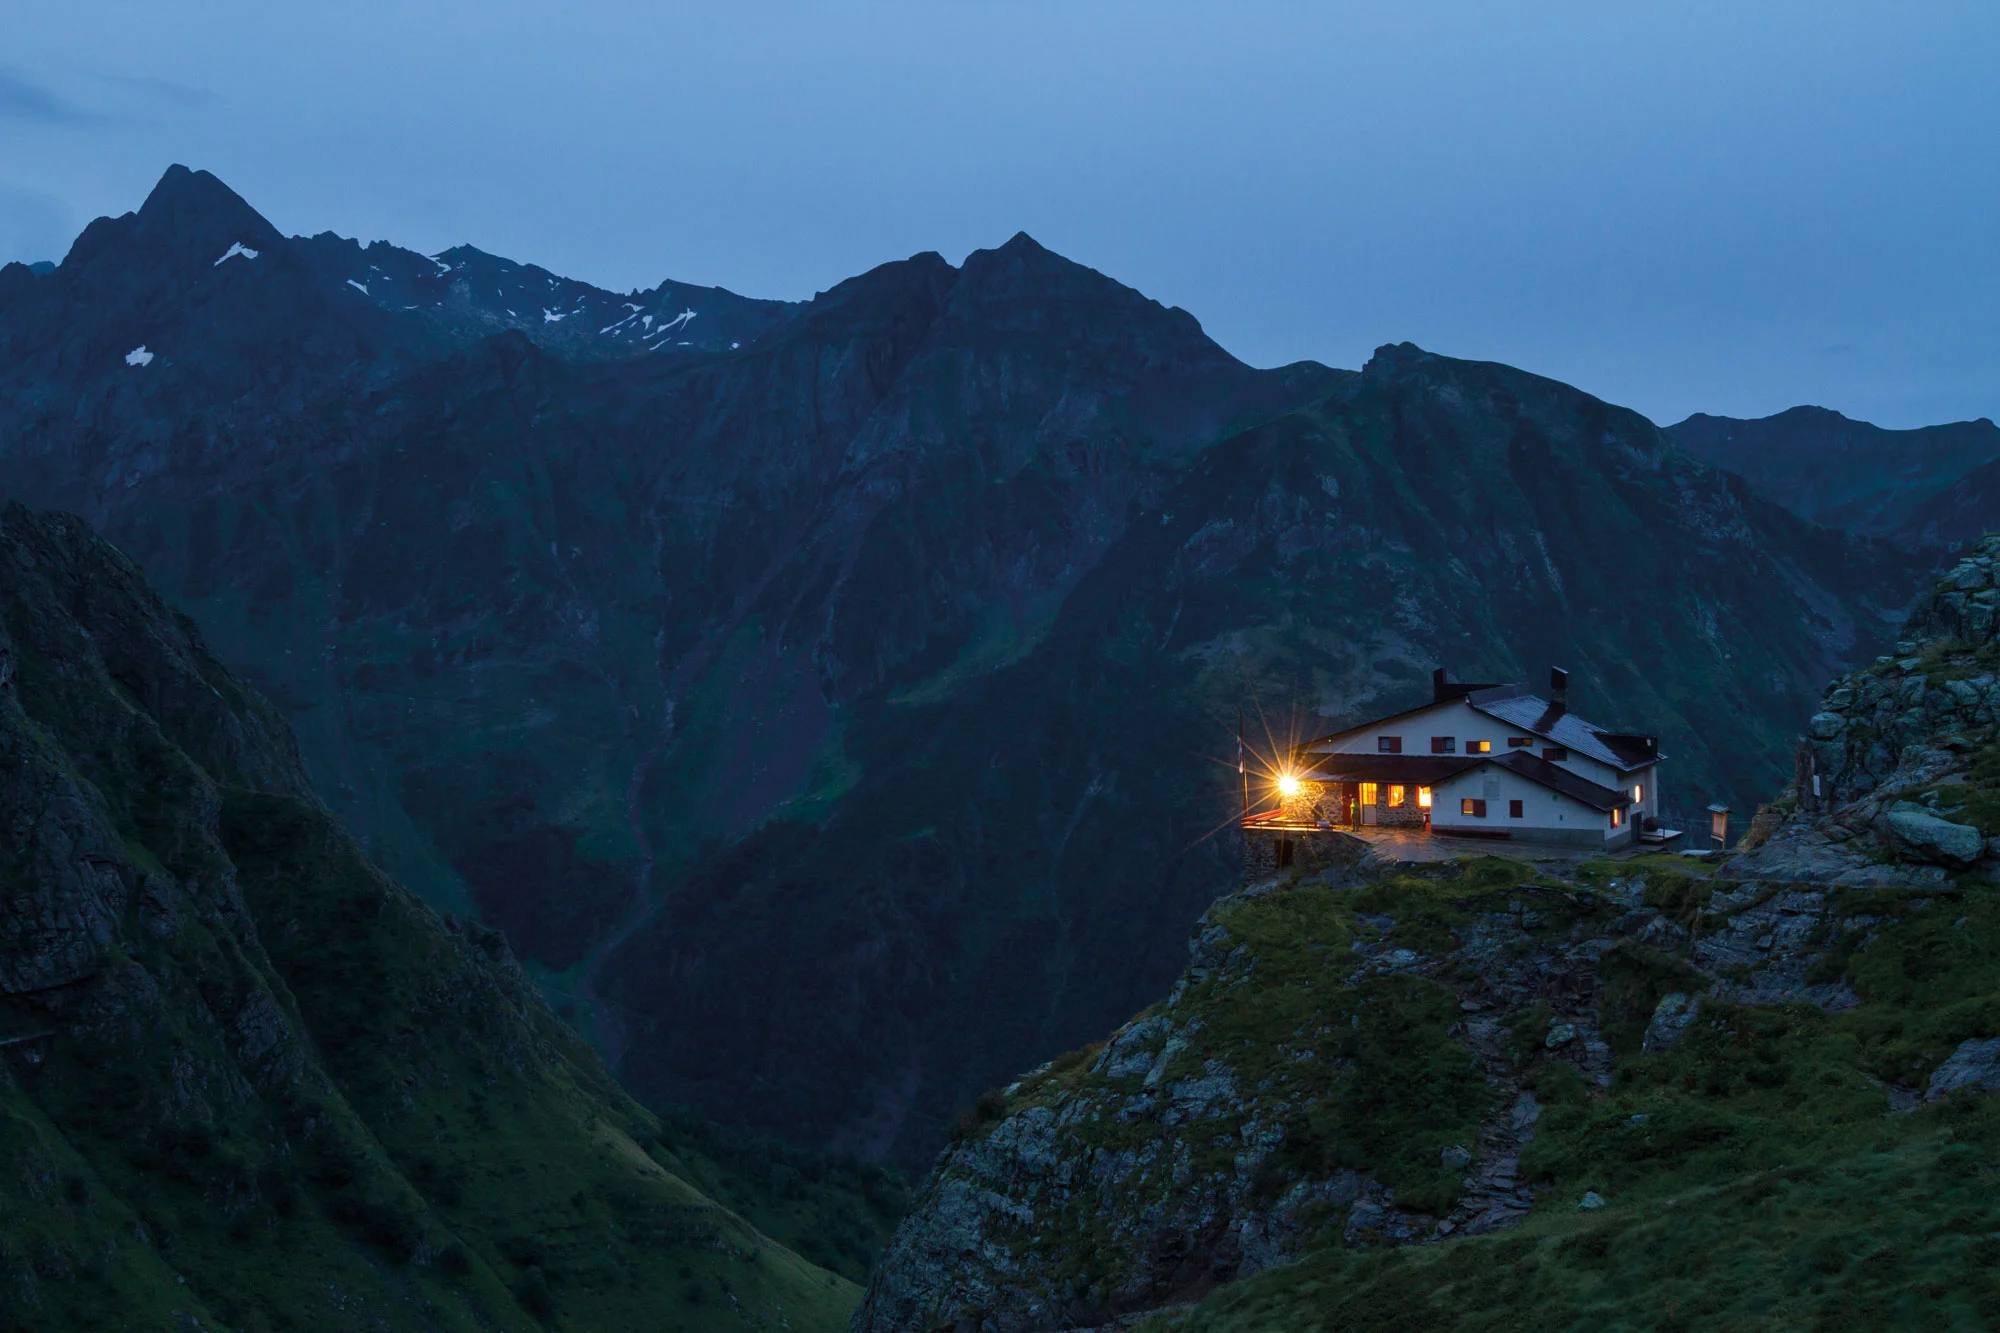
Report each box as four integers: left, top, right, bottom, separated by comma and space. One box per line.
0, 170, 1331, 991
1668, 405, 2000, 546
599, 342, 1925, 1167
0, 503, 857, 1331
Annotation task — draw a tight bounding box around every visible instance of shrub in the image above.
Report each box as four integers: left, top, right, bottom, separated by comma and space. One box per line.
515, 1265, 554, 1319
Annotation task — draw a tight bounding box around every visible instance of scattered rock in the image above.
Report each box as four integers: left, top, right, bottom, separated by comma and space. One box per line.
1545, 1023, 1578, 1049
1925, 1037, 2000, 1103
1441, 1145, 1473, 1169
1642, 993, 1700, 1053
1578, 1191, 1606, 1210
1883, 803, 1985, 870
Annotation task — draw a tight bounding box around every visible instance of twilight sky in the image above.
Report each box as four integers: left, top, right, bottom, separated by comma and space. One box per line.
2, 1, 1995, 428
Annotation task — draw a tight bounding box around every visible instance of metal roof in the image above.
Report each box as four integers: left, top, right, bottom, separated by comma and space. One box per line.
1299, 682, 1535, 751
1487, 752, 1633, 812
1468, 692, 1660, 773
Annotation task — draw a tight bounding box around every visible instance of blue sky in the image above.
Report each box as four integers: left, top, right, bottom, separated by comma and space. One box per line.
2, 1, 1995, 428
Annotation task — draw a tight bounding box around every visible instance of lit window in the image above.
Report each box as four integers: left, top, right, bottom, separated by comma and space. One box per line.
1359, 782, 1380, 806
1632, 784, 1644, 803
1611, 806, 1623, 828
1431, 736, 1455, 754
1378, 736, 1402, 754
1461, 798, 1487, 817
1417, 787, 1432, 809
1468, 740, 1491, 754
1387, 785, 1406, 807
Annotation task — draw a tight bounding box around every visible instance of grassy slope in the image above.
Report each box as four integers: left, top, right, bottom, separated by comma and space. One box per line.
0, 505, 858, 1332
219, 790, 864, 1332
1139, 871, 2000, 1332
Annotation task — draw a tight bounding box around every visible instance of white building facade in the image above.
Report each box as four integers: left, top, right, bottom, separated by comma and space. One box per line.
1257, 669, 1663, 850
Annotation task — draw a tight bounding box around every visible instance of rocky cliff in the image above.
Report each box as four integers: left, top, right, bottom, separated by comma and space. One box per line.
0, 503, 858, 1331
858, 537, 2000, 1332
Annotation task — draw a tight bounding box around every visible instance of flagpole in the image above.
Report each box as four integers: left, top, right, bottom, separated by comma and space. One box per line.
1238, 707, 1248, 820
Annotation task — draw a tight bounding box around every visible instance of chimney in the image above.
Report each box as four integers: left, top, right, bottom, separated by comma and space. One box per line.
1549, 667, 1569, 713
1433, 667, 1450, 703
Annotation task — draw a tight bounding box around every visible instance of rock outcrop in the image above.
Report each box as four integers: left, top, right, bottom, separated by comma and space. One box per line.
1733, 536, 2000, 885
855, 846, 1887, 1332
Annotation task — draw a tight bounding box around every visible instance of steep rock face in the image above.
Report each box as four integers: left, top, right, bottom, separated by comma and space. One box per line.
1667, 406, 2000, 546
601, 342, 1923, 1168
0, 504, 856, 1331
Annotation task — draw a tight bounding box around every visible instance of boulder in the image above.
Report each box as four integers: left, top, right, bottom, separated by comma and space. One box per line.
1883, 802, 1985, 869
1641, 993, 1700, 1053
1925, 1037, 2000, 1102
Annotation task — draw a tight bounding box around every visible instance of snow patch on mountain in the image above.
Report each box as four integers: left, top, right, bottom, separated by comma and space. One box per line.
213, 242, 260, 266
125, 346, 154, 367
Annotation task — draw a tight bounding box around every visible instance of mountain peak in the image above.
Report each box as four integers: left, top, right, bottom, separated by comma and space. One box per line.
995, 230, 1049, 255
1362, 341, 1437, 381
59, 164, 286, 274
136, 165, 281, 243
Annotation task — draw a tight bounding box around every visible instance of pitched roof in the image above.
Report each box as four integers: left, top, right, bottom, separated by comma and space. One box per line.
1296, 681, 1663, 774
1299, 683, 1534, 751
1487, 752, 1634, 812
1468, 692, 1661, 773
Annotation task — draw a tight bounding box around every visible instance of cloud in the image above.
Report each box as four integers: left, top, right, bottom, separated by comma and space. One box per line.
0, 66, 98, 124
91, 71, 218, 110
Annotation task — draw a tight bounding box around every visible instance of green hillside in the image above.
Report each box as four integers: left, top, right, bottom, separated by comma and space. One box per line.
0, 502, 857, 1332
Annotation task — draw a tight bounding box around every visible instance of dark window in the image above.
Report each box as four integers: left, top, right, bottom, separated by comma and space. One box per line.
1431, 736, 1456, 754
1508, 737, 1533, 748
1277, 838, 1294, 868
1460, 798, 1487, 817
1542, 747, 1569, 762
1509, 799, 1524, 818
1378, 736, 1402, 753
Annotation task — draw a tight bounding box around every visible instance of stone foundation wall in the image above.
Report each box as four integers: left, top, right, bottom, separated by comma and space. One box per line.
1274, 779, 1428, 829
1242, 829, 1354, 879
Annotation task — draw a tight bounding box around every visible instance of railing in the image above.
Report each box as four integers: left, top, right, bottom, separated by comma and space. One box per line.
1240, 810, 1345, 832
